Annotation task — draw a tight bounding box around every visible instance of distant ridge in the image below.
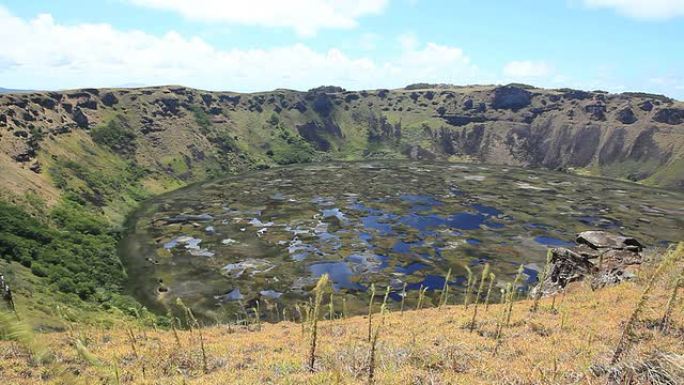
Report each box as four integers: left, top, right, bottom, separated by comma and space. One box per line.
0, 87, 32, 94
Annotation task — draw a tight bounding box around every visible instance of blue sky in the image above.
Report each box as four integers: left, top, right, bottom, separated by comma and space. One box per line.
1, 0, 683, 98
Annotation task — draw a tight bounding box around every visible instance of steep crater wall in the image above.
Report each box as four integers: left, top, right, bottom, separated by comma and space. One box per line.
1, 84, 683, 211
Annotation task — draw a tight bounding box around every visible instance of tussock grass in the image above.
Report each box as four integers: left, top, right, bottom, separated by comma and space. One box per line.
468, 263, 490, 332
308, 274, 330, 372
531, 249, 553, 313
1, 247, 683, 384
611, 243, 683, 365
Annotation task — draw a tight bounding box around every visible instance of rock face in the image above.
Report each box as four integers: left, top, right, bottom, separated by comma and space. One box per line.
491, 86, 532, 110
101, 92, 119, 107
616, 107, 637, 124
72, 107, 89, 128
532, 231, 644, 297
1, 84, 683, 202
653, 108, 684, 125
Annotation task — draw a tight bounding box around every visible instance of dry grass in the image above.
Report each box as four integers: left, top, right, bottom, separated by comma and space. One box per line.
1, 272, 683, 384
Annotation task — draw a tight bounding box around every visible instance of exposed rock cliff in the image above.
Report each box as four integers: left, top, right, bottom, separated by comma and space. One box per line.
1, 84, 683, 206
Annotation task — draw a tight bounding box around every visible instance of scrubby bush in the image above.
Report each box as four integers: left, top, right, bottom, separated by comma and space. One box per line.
91, 116, 136, 155
191, 106, 212, 134
0, 200, 124, 300
268, 128, 316, 165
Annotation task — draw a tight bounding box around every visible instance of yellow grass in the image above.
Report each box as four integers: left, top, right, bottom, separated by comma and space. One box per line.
1, 275, 683, 384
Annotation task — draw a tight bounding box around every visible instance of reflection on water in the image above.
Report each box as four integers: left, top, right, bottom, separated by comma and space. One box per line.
121, 161, 684, 320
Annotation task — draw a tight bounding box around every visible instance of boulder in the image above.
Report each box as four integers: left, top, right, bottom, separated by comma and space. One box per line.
576, 231, 643, 252
29, 162, 41, 173
531, 248, 596, 297
531, 231, 644, 296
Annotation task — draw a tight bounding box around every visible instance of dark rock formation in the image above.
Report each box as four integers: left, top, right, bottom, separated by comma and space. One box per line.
72, 107, 89, 128
157, 98, 180, 115
491, 86, 532, 110
78, 99, 98, 110
443, 115, 488, 127
33, 97, 57, 110
562, 89, 592, 100
291, 101, 307, 113
218, 94, 241, 106
639, 100, 654, 111
585, 104, 607, 120
308, 85, 345, 93
29, 162, 41, 173
344, 93, 360, 103
311, 93, 334, 117
616, 107, 637, 124
101, 92, 119, 107
297, 120, 342, 151
653, 108, 684, 125
531, 231, 644, 297
201, 94, 213, 106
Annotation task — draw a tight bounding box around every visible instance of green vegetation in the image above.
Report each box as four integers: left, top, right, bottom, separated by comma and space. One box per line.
268, 126, 317, 165
0, 200, 123, 300
48, 158, 148, 208
90, 116, 136, 155
191, 106, 212, 134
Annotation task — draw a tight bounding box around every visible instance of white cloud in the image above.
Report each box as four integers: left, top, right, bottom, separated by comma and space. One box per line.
397, 32, 419, 50
503, 61, 553, 79
0, 7, 480, 92
128, 0, 389, 36
358, 33, 381, 51
582, 0, 684, 20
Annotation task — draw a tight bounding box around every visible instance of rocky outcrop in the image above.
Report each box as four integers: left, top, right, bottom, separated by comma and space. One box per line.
563, 89, 592, 100
491, 86, 532, 110
296, 120, 342, 151
616, 107, 637, 124
639, 100, 654, 111
653, 108, 684, 125
531, 231, 644, 297
72, 107, 89, 128
101, 92, 119, 107
576, 231, 643, 251
157, 98, 180, 116
585, 104, 607, 121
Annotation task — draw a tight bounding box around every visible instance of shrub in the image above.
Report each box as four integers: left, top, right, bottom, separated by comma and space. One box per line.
191, 106, 212, 134
91, 116, 136, 155
0, 200, 124, 300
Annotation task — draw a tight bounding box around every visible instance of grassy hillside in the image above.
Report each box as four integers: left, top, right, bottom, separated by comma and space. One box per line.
1, 248, 682, 384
